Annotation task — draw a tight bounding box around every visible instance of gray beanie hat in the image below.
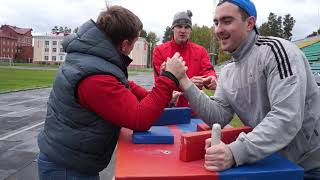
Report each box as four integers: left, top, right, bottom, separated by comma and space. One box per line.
171, 10, 193, 29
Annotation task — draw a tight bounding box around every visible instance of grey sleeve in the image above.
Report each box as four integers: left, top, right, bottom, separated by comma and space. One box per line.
183, 82, 234, 127
228, 46, 307, 166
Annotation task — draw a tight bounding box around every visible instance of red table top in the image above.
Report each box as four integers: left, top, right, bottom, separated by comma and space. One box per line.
115, 126, 218, 180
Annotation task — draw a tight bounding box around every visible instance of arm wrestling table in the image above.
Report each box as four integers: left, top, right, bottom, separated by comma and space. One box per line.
115, 123, 303, 180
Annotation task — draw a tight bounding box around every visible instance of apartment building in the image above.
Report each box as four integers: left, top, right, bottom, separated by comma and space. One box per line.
33, 34, 149, 68
33, 33, 66, 64
0, 25, 32, 62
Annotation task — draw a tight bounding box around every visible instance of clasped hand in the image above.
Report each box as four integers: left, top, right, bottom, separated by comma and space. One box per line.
204, 138, 235, 171
161, 52, 188, 80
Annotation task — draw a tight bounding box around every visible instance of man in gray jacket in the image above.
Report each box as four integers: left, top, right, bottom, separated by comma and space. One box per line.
175, 0, 320, 179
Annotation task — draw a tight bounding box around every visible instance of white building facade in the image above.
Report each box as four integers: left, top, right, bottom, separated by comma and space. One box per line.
128, 37, 148, 69
33, 33, 66, 64
33, 34, 148, 68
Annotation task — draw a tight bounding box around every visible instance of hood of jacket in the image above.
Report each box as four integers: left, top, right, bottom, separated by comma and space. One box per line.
62, 19, 132, 70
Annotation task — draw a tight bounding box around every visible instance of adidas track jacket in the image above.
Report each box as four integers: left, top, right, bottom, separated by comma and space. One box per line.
184, 31, 320, 171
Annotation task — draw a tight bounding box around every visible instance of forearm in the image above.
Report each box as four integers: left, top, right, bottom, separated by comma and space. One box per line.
125, 76, 177, 130
78, 75, 177, 131
129, 81, 149, 101
179, 77, 193, 91
182, 82, 233, 127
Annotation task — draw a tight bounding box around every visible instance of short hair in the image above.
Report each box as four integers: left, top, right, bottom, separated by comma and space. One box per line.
218, 0, 250, 21
96, 5, 143, 47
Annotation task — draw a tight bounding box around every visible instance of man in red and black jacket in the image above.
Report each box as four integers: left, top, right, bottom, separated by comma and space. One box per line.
37, 6, 187, 179
153, 10, 217, 109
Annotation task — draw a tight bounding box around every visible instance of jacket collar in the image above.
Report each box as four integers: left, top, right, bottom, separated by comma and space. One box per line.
121, 54, 133, 67
231, 31, 257, 61
117, 52, 132, 78
63, 19, 132, 74
170, 39, 189, 49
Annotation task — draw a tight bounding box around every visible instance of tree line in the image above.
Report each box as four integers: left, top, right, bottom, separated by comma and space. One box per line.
51, 26, 72, 34
258, 13, 296, 40
160, 12, 318, 64
52, 12, 319, 65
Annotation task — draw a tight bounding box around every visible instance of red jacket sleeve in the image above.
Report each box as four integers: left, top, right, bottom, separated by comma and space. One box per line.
129, 80, 148, 101
78, 74, 176, 131
152, 46, 164, 81
199, 47, 217, 77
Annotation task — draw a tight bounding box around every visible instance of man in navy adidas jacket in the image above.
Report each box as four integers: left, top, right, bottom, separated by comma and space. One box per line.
175, 0, 320, 179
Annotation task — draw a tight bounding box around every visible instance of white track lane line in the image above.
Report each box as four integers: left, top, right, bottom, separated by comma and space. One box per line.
0, 121, 44, 141
0, 106, 45, 117
6, 97, 47, 106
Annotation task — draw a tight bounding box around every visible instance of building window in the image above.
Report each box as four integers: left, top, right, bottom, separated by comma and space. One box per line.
52, 48, 57, 52
44, 56, 49, 60
52, 56, 56, 61
53, 41, 57, 45
60, 56, 63, 61
45, 41, 49, 45
45, 48, 49, 52
60, 48, 64, 52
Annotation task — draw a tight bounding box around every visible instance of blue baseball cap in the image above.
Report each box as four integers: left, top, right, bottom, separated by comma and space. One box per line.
227, 0, 259, 34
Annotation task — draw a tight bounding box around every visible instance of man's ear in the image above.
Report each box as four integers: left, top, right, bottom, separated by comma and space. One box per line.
120, 40, 130, 52
247, 16, 256, 32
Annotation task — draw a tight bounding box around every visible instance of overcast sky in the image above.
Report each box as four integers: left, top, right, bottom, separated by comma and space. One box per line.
0, 0, 319, 41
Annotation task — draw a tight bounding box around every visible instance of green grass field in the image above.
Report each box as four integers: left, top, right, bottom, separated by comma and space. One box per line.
0, 64, 242, 126
0, 68, 57, 93
0, 60, 151, 92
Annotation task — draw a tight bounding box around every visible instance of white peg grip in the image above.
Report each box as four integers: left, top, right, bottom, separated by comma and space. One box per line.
211, 123, 221, 146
